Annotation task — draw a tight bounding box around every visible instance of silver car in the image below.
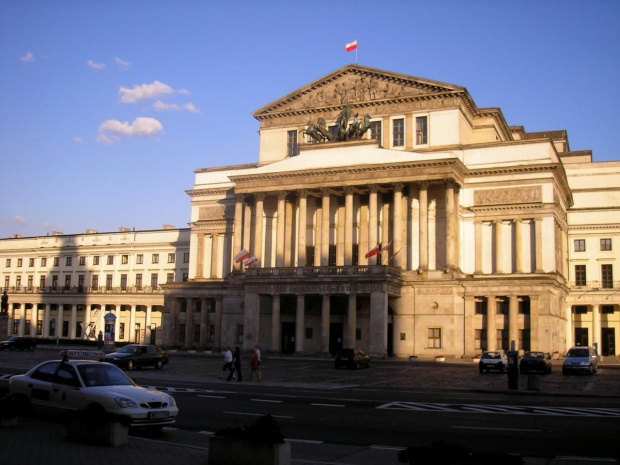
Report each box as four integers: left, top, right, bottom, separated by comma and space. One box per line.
562, 346, 598, 375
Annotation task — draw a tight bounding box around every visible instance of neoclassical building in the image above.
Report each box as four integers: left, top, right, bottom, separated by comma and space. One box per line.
2, 65, 618, 359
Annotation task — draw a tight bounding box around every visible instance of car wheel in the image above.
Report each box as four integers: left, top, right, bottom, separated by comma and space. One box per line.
588, 364, 594, 375
155, 360, 163, 370
127, 360, 135, 371
478, 366, 483, 373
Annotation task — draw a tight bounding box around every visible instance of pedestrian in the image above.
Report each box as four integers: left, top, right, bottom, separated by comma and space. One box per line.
228, 347, 242, 382
255, 344, 262, 379
221, 346, 233, 379
97, 331, 104, 350
248, 346, 261, 382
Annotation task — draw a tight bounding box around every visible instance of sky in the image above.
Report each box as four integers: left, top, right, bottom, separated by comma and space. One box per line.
1, 0, 619, 239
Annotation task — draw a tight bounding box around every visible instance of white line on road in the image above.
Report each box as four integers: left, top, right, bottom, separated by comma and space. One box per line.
224, 411, 293, 419
452, 426, 540, 432
197, 395, 225, 399
251, 399, 282, 403
310, 403, 345, 408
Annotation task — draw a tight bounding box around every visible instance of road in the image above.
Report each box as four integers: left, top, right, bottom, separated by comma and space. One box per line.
2, 347, 619, 461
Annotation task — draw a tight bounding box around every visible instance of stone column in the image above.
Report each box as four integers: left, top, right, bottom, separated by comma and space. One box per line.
474, 220, 483, 274
200, 299, 208, 347
196, 233, 204, 279
69, 305, 77, 339
494, 220, 503, 274
214, 297, 223, 350
321, 294, 330, 354
564, 302, 572, 350
530, 295, 540, 350
445, 180, 456, 270
43, 304, 50, 339
464, 296, 476, 355
253, 193, 266, 266
515, 219, 524, 273
56, 305, 64, 338
381, 200, 389, 264
509, 297, 518, 349
276, 191, 286, 267
369, 291, 387, 357
368, 185, 378, 265
418, 182, 429, 272
382, 115, 390, 148
128, 305, 136, 343
272, 294, 281, 352
297, 190, 308, 266
592, 304, 600, 351
211, 234, 219, 278
146, 305, 153, 343
233, 194, 245, 272
347, 294, 357, 348
486, 296, 496, 351
18, 304, 25, 336
184, 301, 194, 347
295, 295, 305, 353
392, 183, 404, 268
321, 189, 330, 266
454, 184, 461, 271
344, 187, 354, 266
535, 217, 544, 273
114, 308, 121, 342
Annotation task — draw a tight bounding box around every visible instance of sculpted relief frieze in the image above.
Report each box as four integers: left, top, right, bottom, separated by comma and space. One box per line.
474, 186, 541, 206
198, 206, 226, 221
245, 282, 387, 295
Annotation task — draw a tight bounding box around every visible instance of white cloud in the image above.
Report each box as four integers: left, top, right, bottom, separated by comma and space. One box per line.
87, 59, 106, 70
96, 117, 163, 145
153, 100, 201, 113
73, 136, 83, 144
114, 57, 132, 68
118, 80, 189, 103
12, 215, 27, 225
20, 52, 34, 62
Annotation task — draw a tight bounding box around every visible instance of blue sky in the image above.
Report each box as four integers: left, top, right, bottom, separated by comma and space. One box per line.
1, 0, 619, 239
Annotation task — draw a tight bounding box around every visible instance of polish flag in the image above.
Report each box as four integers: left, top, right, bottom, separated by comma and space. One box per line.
243, 255, 258, 266
389, 247, 404, 262
234, 248, 251, 263
345, 40, 357, 52
365, 244, 381, 259
381, 241, 392, 252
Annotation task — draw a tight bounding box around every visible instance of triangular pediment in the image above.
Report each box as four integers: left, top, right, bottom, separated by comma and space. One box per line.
253, 64, 465, 121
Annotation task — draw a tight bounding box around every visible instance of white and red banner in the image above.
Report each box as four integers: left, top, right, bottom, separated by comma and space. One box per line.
234, 248, 251, 263
365, 244, 381, 259
381, 241, 392, 253
345, 40, 357, 52
243, 255, 258, 266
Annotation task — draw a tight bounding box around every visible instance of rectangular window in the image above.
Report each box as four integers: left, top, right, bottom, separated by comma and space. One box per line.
497, 299, 509, 315
152, 254, 159, 264
209, 325, 215, 343
121, 255, 129, 265
178, 324, 185, 343
428, 328, 442, 348
52, 275, 59, 290
92, 275, 99, 290
5, 259, 11, 267
64, 275, 71, 290
575, 265, 587, 286
392, 118, 404, 147
328, 245, 337, 267
16, 276, 21, 289
352, 244, 359, 266
601, 264, 613, 289
328, 125, 338, 140
119, 323, 125, 340
518, 298, 530, 315
168, 253, 175, 264
78, 275, 85, 292
475, 299, 487, 315
415, 116, 428, 144
519, 329, 531, 351
475, 329, 486, 351
602, 305, 615, 314
37, 320, 42, 336
183, 253, 189, 263
194, 324, 200, 343
65, 256, 72, 267
370, 121, 382, 144
107, 255, 114, 265
136, 254, 144, 264
106, 274, 113, 289
287, 130, 299, 157
136, 274, 143, 290
574, 305, 588, 315
306, 246, 315, 267
39, 276, 45, 289
120, 274, 127, 291
236, 325, 244, 344
182, 273, 188, 282
17, 258, 23, 267
574, 239, 585, 252
151, 274, 158, 290
79, 256, 86, 266
167, 273, 174, 283
27, 275, 33, 290
28, 258, 34, 267
600, 238, 612, 251
497, 329, 508, 350
41, 257, 47, 267
53, 257, 59, 266
93, 256, 100, 265
4, 276, 9, 289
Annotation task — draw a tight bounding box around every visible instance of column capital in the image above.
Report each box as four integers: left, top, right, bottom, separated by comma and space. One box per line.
444, 179, 460, 190
418, 181, 430, 190
369, 184, 379, 193
277, 191, 287, 200
235, 193, 245, 202
299, 189, 310, 199
255, 192, 266, 201
344, 186, 356, 195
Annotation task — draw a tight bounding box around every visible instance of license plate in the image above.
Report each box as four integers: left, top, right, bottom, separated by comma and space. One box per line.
148, 411, 169, 419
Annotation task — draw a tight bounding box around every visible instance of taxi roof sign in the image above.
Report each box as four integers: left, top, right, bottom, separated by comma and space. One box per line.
60, 349, 106, 360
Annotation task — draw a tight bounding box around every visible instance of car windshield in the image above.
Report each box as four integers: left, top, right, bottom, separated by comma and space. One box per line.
8, 337, 18, 341
528, 352, 544, 358
567, 348, 589, 357
118, 345, 139, 354
78, 363, 135, 387
484, 352, 501, 359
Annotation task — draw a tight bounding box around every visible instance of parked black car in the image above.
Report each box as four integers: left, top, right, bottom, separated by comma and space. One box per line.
334, 348, 370, 369
0, 336, 37, 351
103, 344, 169, 370
519, 351, 552, 374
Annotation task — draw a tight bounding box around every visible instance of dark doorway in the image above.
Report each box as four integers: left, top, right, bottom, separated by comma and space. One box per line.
574, 328, 589, 346
387, 323, 394, 357
602, 328, 615, 356
281, 322, 295, 354
329, 323, 343, 355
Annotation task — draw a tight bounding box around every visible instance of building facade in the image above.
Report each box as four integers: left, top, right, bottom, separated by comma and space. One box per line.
2, 65, 618, 358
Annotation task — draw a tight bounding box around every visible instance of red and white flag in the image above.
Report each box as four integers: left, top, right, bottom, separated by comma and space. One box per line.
234, 248, 251, 264
389, 247, 404, 262
365, 244, 381, 259
345, 40, 357, 52
381, 241, 392, 252
243, 255, 258, 266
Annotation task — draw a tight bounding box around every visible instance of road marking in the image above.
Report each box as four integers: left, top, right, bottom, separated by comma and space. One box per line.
286, 438, 324, 444
251, 399, 282, 403
197, 395, 225, 399
452, 426, 540, 432
224, 411, 293, 419
311, 403, 345, 408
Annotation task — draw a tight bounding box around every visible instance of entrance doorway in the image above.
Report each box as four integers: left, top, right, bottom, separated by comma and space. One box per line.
602, 328, 616, 356
329, 323, 343, 355
281, 322, 295, 354
574, 328, 588, 347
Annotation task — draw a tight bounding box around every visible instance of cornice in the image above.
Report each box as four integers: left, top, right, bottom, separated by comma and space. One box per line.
569, 224, 620, 231
186, 188, 231, 198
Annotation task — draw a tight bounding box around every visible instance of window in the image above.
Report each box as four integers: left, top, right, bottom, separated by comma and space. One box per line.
168, 253, 175, 264
106, 274, 113, 289
53, 257, 59, 266
601, 264, 613, 289
120, 274, 127, 291
306, 246, 315, 266
16, 276, 21, 289
151, 273, 158, 290
575, 265, 587, 286
152, 254, 159, 264
5, 259, 10, 267
356, 328, 362, 340
39, 276, 46, 289
475, 298, 487, 315
17, 258, 23, 267
209, 325, 215, 343
519, 329, 531, 351
121, 255, 129, 265
119, 323, 125, 340
183, 253, 189, 263
182, 273, 188, 282
79, 256, 86, 266
602, 305, 615, 314
370, 121, 382, 144
518, 298, 530, 315
78, 275, 85, 291
27, 276, 33, 290
287, 130, 299, 157
236, 325, 244, 344
136, 254, 144, 264
574, 305, 587, 315
92, 275, 99, 290
496, 299, 509, 315
428, 328, 441, 348
600, 238, 612, 251
107, 255, 114, 265
136, 273, 143, 290
328, 245, 337, 266
93, 256, 100, 265
37, 320, 42, 335
574, 239, 586, 252
497, 329, 508, 350
64, 275, 71, 290
475, 329, 486, 351
52, 275, 59, 290
328, 125, 338, 140
166, 273, 174, 283
415, 116, 428, 144
28, 258, 34, 267
392, 118, 404, 147
41, 257, 47, 267
65, 256, 72, 266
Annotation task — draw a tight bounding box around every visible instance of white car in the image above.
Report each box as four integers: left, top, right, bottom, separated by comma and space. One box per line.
478, 350, 507, 373
9, 350, 178, 430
